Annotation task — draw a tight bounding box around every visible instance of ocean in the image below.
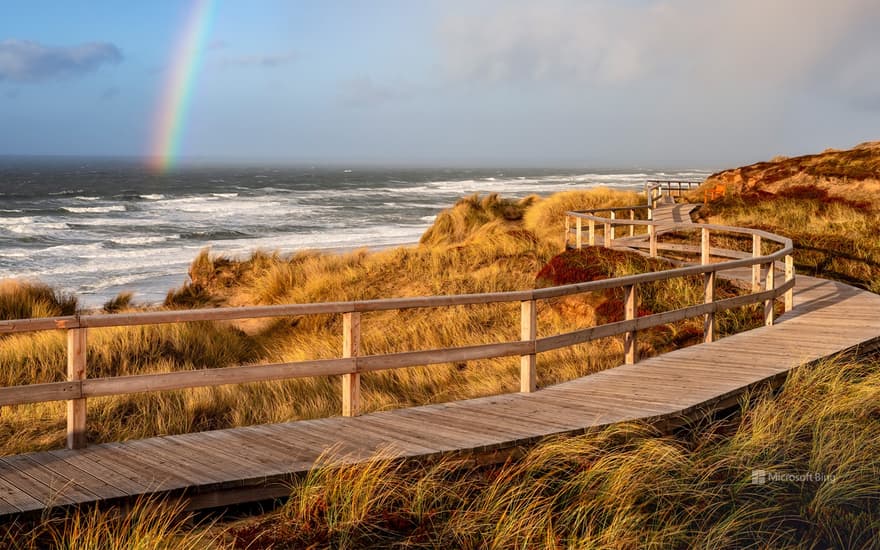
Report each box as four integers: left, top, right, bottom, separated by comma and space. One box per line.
0, 158, 710, 307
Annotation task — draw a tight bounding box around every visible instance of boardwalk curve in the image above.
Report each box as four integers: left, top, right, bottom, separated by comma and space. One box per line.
0, 201, 877, 517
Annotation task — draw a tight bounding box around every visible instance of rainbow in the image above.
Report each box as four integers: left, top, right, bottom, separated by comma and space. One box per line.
148, 0, 215, 172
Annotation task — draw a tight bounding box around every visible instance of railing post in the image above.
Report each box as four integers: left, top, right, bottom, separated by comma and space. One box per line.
752, 234, 762, 292
342, 311, 361, 417
564, 215, 570, 249
701, 227, 710, 265
648, 223, 657, 258
764, 263, 775, 326
609, 211, 616, 242
604, 222, 612, 248
520, 299, 537, 393
624, 284, 638, 364
588, 219, 596, 246
67, 328, 87, 450
629, 209, 635, 237
575, 217, 582, 249
703, 271, 716, 343
784, 255, 794, 312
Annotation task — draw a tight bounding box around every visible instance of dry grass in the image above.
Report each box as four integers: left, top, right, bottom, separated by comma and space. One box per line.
0, 280, 77, 321
696, 190, 880, 293
216, 357, 880, 549
0, 188, 760, 456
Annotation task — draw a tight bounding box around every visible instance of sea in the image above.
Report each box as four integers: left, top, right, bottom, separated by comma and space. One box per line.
0, 157, 711, 307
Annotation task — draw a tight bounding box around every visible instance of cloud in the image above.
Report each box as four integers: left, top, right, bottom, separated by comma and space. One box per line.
437, 0, 879, 93
0, 39, 122, 82
220, 52, 296, 68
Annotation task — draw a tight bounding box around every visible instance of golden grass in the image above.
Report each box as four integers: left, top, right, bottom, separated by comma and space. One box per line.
697, 192, 880, 293
215, 357, 880, 549
0, 497, 212, 550
0, 188, 756, 456
0, 280, 77, 321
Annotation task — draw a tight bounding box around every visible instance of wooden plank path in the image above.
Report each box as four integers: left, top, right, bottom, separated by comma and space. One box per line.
0, 269, 877, 518
651, 201, 701, 231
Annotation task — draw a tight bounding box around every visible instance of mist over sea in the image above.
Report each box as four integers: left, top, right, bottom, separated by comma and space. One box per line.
0, 158, 710, 307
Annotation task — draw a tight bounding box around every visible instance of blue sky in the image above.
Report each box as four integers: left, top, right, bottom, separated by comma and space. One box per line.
1, 0, 879, 168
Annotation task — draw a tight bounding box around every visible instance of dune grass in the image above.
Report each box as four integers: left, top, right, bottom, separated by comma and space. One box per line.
4, 356, 875, 549
696, 187, 880, 293
212, 356, 880, 548
1, 179, 877, 547
0, 188, 756, 456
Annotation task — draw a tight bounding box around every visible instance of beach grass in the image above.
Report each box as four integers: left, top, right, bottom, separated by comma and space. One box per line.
0, 188, 755, 456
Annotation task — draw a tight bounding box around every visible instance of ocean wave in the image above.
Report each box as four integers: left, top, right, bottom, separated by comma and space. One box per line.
48, 189, 83, 196
108, 235, 180, 246
139, 194, 165, 200
211, 192, 238, 198
62, 205, 126, 214
75, 196, 100, 201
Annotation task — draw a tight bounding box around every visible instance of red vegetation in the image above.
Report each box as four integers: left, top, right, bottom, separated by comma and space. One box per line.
535, 247, 664, 287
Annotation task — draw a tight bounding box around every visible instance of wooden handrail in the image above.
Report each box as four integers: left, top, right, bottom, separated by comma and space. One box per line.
0, 206, 796, 451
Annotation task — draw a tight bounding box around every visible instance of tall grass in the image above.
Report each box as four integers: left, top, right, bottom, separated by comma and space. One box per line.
697, 190, 880, 293
0, 281, 77, 321
223, 357, 880, 548
0, 189, 767, 456
0, 497, 212, 550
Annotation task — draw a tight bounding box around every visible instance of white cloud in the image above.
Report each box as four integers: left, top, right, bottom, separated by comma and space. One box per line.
0, 39, 122, 82
438, 0, 878, 93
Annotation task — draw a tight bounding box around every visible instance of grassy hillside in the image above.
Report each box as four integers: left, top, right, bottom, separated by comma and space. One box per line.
2, 153, 878, 548
1, 188, 746, 456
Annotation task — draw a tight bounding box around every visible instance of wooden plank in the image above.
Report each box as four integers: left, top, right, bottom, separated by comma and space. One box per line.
357, 341, 531, 372
0, 381, 81, 407
108, 440, 220, 487
82, 358, 357, 399
13, 452, 124, 501
47, 447, 155, 494
0, 462, 57, 508
0, 456, 101, 505
0, 469, 45, 512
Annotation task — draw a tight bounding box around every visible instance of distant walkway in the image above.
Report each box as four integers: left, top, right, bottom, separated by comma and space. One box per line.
1, 206, 878, 517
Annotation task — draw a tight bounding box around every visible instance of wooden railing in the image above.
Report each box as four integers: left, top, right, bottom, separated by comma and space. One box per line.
645, 180, 702, 209
0, 208, 794, 451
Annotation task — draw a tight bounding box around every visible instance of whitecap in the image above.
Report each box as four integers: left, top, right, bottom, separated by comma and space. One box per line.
109, 235, 180, 246
139, 194, 165, 200
62, 205, 126, 214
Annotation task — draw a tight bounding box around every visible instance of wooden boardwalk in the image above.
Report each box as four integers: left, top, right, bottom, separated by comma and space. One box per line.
0, 206, 878, 517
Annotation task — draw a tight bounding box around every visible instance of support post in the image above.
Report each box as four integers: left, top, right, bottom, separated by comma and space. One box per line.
520, 300, 537, 393
764, 263, 775, 326
588, 219, 596, 246
564, 215, 570, 250
784, 255, 794, 312
604, 222, 612, 248
66, 328, 87, 450
342, 311, 361, 417
752, 234, 762, 292
624, 284, 638, 364
703, 271, 716, 343
701, 227, 710, 265
629, 209, 635, 237
609, 211, 616, 242
575, 217, 582, 249
648, 224, 657, 258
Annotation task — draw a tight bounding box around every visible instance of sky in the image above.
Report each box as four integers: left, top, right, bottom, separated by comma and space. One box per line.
1, 0, 879, 169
